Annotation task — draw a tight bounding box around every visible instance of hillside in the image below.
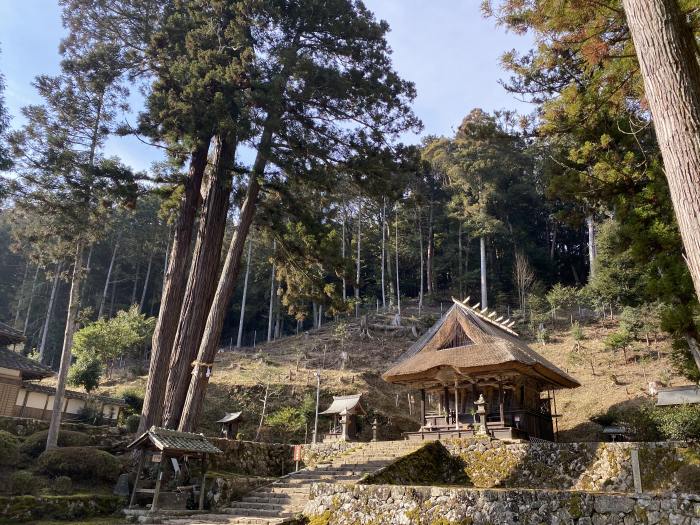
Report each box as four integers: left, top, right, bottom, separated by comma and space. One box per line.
97, 301, 688, 443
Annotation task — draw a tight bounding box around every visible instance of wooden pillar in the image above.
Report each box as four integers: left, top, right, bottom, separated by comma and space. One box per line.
443, 386, 450, 423
18, 390, 29, 418
151, 455, 164, 511
129, 451, 146, 509
199, 455, 208, 510
420, 389, 426, 428
498, 380, 505, 426
454, 381, 459, 430
40, 395, 50, 420
552, 388, 559, 442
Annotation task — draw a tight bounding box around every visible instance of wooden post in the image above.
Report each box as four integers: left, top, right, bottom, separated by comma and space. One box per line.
443, 386, 450, 424
129, 451, 146, 509
498, 380, 505, 426
151, 455, 164, 511
199, 455, 208, 510
551, 388, 559, 442
420, 389, 426, 428
18, 389, 29, 418
454, 381, 459, 430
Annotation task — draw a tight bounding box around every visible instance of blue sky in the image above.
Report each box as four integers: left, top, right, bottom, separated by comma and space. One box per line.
0, 1, 533, 172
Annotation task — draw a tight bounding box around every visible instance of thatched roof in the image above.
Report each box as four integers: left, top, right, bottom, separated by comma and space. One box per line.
383, 301, 579, 389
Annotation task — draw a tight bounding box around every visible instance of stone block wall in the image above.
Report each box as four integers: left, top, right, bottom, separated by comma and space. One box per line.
305, 483, 700, 525
206, 474, 276, 509
301, 441, 367, 468
442, 437, 700, 493
208, 439, 295, 476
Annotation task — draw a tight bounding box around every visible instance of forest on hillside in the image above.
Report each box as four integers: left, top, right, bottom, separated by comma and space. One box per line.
1, 0, 700, 439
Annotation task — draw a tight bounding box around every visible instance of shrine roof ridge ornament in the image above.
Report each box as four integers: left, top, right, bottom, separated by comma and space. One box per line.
451, 296, 519, 337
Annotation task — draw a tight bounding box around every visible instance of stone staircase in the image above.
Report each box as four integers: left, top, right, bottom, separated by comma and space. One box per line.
142, 441, 423, 525
221, 440, 424, 525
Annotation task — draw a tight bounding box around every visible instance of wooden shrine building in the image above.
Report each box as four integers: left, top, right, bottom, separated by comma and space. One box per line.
383, 299, 580, 441
319, 394, 366, 442
127, 426, 222, 511
216, 411, 242, 439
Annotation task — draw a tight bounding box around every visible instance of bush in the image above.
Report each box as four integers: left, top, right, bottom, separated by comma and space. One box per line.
120, 387, 144, 415
0, 430, 19, 467
20, 430, 91, 458
10, 470, 40, 495
650, 404, 700, 440
125, 414, 141, 433
37, 447, 122, 482
52, 475, 73, 495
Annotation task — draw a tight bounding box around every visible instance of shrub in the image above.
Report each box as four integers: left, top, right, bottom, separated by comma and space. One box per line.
20, 430, 91, 458
37, 447, 122, 482
10, 470, 40, 495
52, 475, 73, 495
119, 387, 144, 416
125, 413, 141, 433
0, 430, 19, 467
650, 404, 700, 440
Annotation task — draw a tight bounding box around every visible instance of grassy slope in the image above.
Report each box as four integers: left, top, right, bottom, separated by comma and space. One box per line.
97, 302, 687, 442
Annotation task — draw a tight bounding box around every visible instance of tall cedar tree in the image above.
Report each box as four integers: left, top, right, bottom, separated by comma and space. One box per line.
136, 0, 252, 433
10, 46, 136, 449
177, 0, 420, 431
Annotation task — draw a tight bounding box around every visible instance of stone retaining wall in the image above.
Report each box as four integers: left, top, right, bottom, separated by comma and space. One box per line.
301, 441, 366, 468
208, 439, 295, 476
206, 474, 276, 509
442, 437, 700, 493
305, 483, 700, 525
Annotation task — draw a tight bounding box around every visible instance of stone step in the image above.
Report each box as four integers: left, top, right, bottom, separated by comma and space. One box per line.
242, 495, 307, 505
253, 486, 309, 495
225, 507, 294, 518
228, 517, 286, 525
228, 501, 287, 512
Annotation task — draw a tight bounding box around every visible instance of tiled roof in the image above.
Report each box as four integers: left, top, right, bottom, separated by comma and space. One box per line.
128, 426, 223, 455
0, 322, 26, 346
383, 304, 580, 389
0, 347, 53, 380
22, 382, 127, 406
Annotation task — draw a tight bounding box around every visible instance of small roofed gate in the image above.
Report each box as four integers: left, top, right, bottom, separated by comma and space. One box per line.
320, 394, 366, 442
127, 426, 222, 511
382, 298, 580, 441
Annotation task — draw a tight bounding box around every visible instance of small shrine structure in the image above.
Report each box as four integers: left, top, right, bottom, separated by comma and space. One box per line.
320, 394, 366, 442
383, 298, 580, 441
127, 426, 222, 511
216, 411, 242, 439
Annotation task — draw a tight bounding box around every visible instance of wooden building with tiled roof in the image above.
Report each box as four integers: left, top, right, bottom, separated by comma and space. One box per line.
383, 298, 580, 441
0, 322, 125, 423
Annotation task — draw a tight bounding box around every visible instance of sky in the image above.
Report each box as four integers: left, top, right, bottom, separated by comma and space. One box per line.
0, 1, 533, 173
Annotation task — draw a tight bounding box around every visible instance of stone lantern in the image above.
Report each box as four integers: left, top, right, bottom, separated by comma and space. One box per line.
474, 394, 487, 435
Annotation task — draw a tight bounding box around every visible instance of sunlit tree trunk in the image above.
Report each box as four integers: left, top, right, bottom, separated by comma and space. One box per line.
14, 262, 29, 328
39, 261, 62, 365
46, 242, 83, 449
480, 236, 488, 309
341, 204, 347, 303
416, 206, 424, 316
355, 201, 362, 318
395, 208, 401, 321
236, 239, 253, 348
381, 199, 386, 309
22, 265, 40, 335
98, 235, 120, 319
267, 240, 277, 343
426, 201, 434, 294
139, 248, 154, 313
586, 215, 596, 279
